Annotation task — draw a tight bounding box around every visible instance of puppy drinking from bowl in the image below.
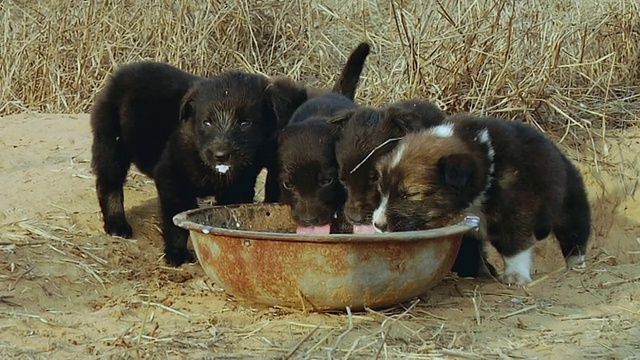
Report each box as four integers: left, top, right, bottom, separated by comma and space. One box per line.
91, 62, 311, 266
275, 42, 371, 234
372, 115, 592, 285
329, 102, 496, 277
329, 99, 446, 234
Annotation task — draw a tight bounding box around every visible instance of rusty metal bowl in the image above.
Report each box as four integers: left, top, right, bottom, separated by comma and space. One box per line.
173, 204, 479, 312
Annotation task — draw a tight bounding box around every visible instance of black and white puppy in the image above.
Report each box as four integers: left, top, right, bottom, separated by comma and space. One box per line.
373, 115, 591, 285
91, 62, 308, 265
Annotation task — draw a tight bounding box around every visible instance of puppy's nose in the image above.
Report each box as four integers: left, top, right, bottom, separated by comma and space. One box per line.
345, 208, 363, 224
373, 221, 387, 233
295, 213, 319, 226
214, 151, 230, 163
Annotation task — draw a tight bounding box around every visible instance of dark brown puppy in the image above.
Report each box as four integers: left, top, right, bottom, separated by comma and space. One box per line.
91, 62, 307, 265
329, 99, 446, 233
276, 42, 370, 234
373, 116, 591, 285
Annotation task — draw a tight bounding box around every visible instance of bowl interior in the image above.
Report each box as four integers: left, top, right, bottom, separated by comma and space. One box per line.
173, 204, 479, 242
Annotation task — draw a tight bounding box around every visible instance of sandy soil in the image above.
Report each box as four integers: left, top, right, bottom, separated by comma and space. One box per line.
0, 113, 639, 359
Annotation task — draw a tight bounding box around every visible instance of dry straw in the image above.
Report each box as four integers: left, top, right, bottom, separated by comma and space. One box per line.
1, 2, 640, 356
0, 0, 638, 139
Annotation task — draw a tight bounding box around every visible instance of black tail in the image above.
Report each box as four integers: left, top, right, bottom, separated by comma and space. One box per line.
332, 42, 371, 100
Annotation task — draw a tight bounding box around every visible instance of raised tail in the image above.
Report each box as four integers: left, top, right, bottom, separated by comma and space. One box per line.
332, 42, 371, 100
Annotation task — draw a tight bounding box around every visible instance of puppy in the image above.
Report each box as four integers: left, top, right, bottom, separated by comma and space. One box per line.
330, 99, 446, 234
277, 42, 371, 234
330, 102, 495, 278
372, 115, 591, 285
91, 62, 308, 265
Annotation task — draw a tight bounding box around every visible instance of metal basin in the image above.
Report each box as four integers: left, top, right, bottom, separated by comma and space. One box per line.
173, 204, 478, 311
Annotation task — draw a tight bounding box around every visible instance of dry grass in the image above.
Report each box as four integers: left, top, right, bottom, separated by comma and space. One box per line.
1, 0, 639, 137
1, 1, 640, 359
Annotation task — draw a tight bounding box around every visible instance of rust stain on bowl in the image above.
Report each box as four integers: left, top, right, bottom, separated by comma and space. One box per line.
175, 204, 476, 312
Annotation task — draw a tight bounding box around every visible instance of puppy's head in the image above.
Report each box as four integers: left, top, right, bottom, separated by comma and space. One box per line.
330, 105, 430, 230
372, 129, 488, 232
278, 119, 345, 230
179, 73, 308, 177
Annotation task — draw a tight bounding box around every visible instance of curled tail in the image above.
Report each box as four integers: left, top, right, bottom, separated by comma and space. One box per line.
332, 42, 371, 100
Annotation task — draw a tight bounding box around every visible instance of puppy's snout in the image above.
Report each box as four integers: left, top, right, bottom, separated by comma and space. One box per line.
204, 148, 231, 164
345, 205, 363, 224
372, 199, 388, 232
373, 221, 388, 233
214, 151, 230, 163
293, 212, 320, 227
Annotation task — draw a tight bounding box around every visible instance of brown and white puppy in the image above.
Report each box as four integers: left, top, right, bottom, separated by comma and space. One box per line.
372, 115, 591, 285
91, 62, 308, 266
329, 100, 446, 234
276, 42, 371, 234
330, 102, 495, 278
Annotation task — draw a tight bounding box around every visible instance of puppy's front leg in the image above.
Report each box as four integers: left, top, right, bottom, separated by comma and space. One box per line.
215, 169, 259, 205
500, 246, 534, 285
154, 163, 197, 267
263, 163, 281, 203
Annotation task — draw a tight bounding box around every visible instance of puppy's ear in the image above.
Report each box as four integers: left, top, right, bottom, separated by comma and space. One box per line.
327, 109, 354, 137
267, 77, 309, 128
383, 106, 422, 134
437, 153, 477, 191
327, 109, 354, 127
179, 86, 198, 122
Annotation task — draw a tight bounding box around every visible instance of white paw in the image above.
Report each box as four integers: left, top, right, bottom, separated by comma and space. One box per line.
566, 254, 587, 269
500, 271, 532, 286
501, 247, 533, 286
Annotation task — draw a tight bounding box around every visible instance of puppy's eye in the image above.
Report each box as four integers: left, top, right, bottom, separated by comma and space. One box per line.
368, 172, 379, 183
282, 181, 294, 190
424, 189, 437, 197
202, 120, 213, 127
319, 178, 334, 186
400, 190, 422, 200
240, 119, 252, 128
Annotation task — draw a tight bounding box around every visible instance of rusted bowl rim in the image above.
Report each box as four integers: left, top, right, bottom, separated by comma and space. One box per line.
173, 206, 480, 243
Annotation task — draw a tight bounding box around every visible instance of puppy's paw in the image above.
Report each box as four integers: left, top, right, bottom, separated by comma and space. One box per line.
566, 254, 587, 269
164, 248, 196, 267
499, 271, 532, 286
501, 247, 533, 286
104, 218, 133, 238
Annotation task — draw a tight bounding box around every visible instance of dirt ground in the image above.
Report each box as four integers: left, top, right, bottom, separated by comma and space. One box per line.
0, 113, 638, 359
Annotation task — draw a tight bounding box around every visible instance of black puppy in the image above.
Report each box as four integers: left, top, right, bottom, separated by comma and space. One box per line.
91, 62, 307, 265
276, 42, 371, 234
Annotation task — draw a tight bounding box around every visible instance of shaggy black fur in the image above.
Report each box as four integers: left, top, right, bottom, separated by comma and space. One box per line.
91, 62, 307, 265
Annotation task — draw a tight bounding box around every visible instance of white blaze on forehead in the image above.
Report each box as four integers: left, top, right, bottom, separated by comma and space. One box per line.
429, 123, 455, 138
389, 143, 406, 170
372, 195, 388, 232
502, 247, 533, 284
